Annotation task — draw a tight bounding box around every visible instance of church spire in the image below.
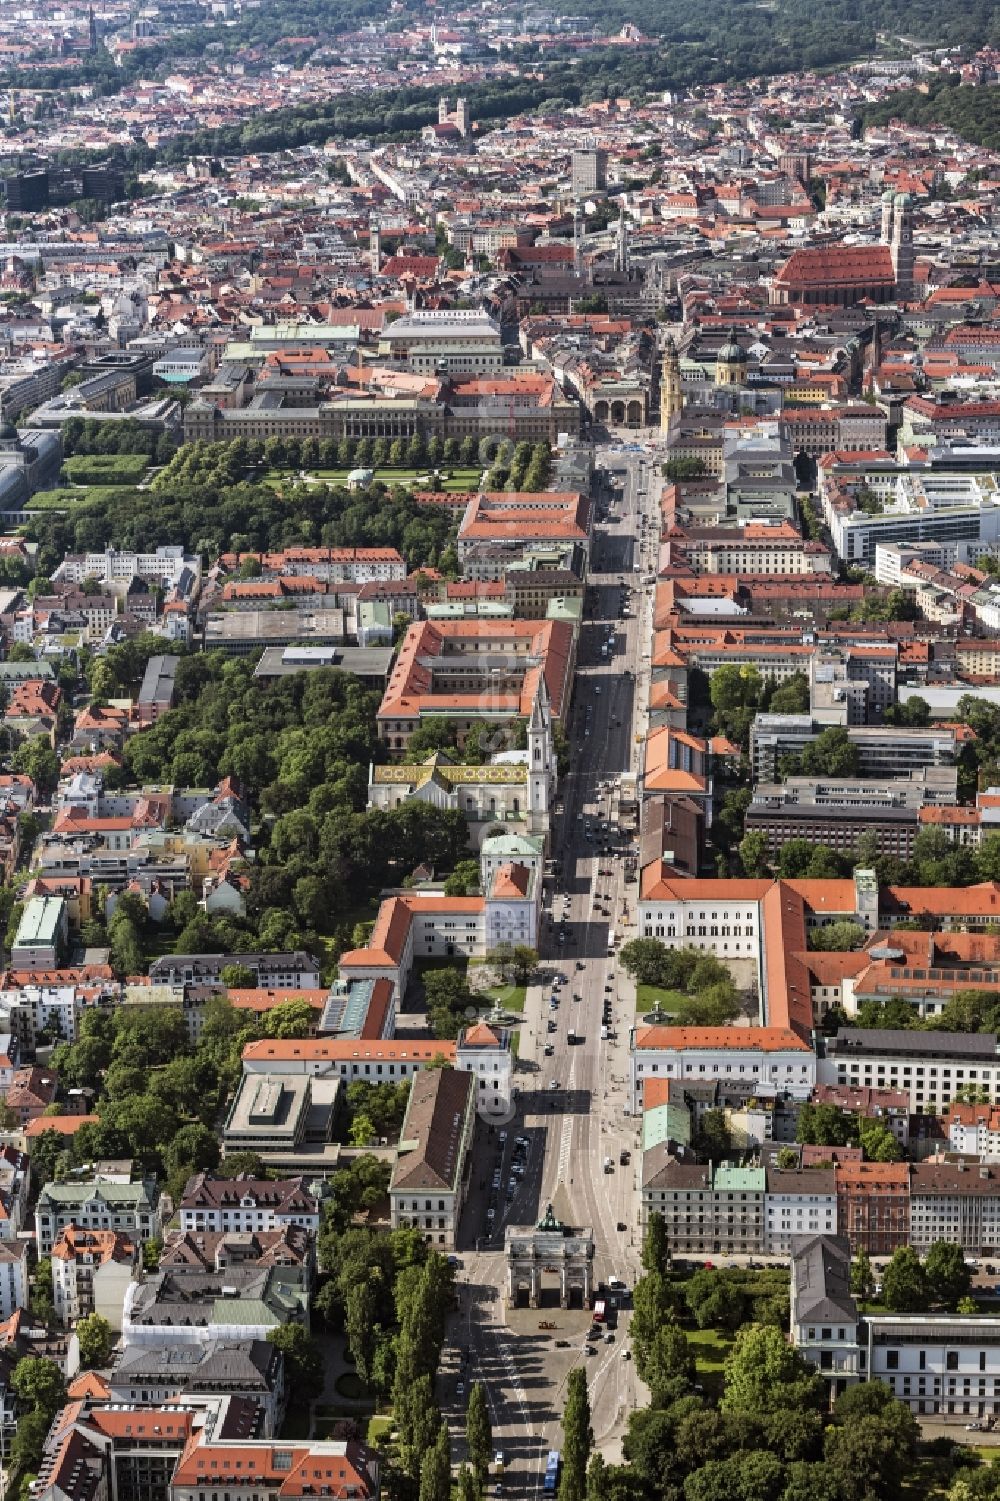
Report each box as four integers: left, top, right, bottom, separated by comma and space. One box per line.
527, 675, 553, 835
614, 199, 629, 276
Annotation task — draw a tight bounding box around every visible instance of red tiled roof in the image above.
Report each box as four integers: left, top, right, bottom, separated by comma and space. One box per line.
775, 244, 894, 290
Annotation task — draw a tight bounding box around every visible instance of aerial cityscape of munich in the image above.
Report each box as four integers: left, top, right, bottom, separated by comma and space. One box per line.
1, 0, 1000, 1497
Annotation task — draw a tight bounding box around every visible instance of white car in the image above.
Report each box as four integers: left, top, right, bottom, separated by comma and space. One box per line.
549, 1079, 560, 1090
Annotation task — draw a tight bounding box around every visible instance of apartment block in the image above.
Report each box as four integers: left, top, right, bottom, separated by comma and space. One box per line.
177, 1175, 320, 1236
909, 1162, 1000, 1256
764, 1167, 838, 1255
834, 1161, 910, 1254
51, 1225, 139, 1329
35, 1176, 161, 1253
639, 1158, 765, 1253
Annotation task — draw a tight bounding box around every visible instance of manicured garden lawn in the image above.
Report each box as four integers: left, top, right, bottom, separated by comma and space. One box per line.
636, 985, 685, 1014
482, 983, 527, 1012
439, 469, 482, 489
367, 1415, 393, 1444
684, 1326, 734, 1400
412, 955, 468, 979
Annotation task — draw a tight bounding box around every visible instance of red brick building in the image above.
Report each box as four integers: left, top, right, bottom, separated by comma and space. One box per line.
835, 1161, 910, 1253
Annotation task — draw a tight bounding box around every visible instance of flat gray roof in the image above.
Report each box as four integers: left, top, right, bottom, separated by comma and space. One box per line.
254, 645, 394, 681
138, 653, 178, 705
825, 1029, 1000, 1060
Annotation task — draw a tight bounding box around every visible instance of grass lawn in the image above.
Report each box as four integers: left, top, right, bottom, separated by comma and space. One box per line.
439, 469, 482, 490
482, 983, 527, 1012
142, 930, 180, 961
314, 1410, 377, 1439
636, 985, 685, 1014
367, 1416, 393, 1445
306, 468, 426, 484
685, 1327, 734, 1400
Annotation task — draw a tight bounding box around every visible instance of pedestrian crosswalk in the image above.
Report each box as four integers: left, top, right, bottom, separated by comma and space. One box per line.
556, 1058, 576, 1186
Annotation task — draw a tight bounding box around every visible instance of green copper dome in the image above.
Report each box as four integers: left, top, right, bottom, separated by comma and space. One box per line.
717, 330, 747, 363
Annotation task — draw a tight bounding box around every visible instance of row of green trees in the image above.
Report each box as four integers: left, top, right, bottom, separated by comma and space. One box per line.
826, 984, 1000, 1044
60, 415, 172, 460
738, 818, 1000, 888
483, 441, 553, 494
150, 432, 543, 488
312, 1220, 465, 1500
852, 1242, 974, 1313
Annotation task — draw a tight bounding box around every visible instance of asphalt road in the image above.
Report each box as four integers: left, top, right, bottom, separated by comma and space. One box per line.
443, 446, 661, 1488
